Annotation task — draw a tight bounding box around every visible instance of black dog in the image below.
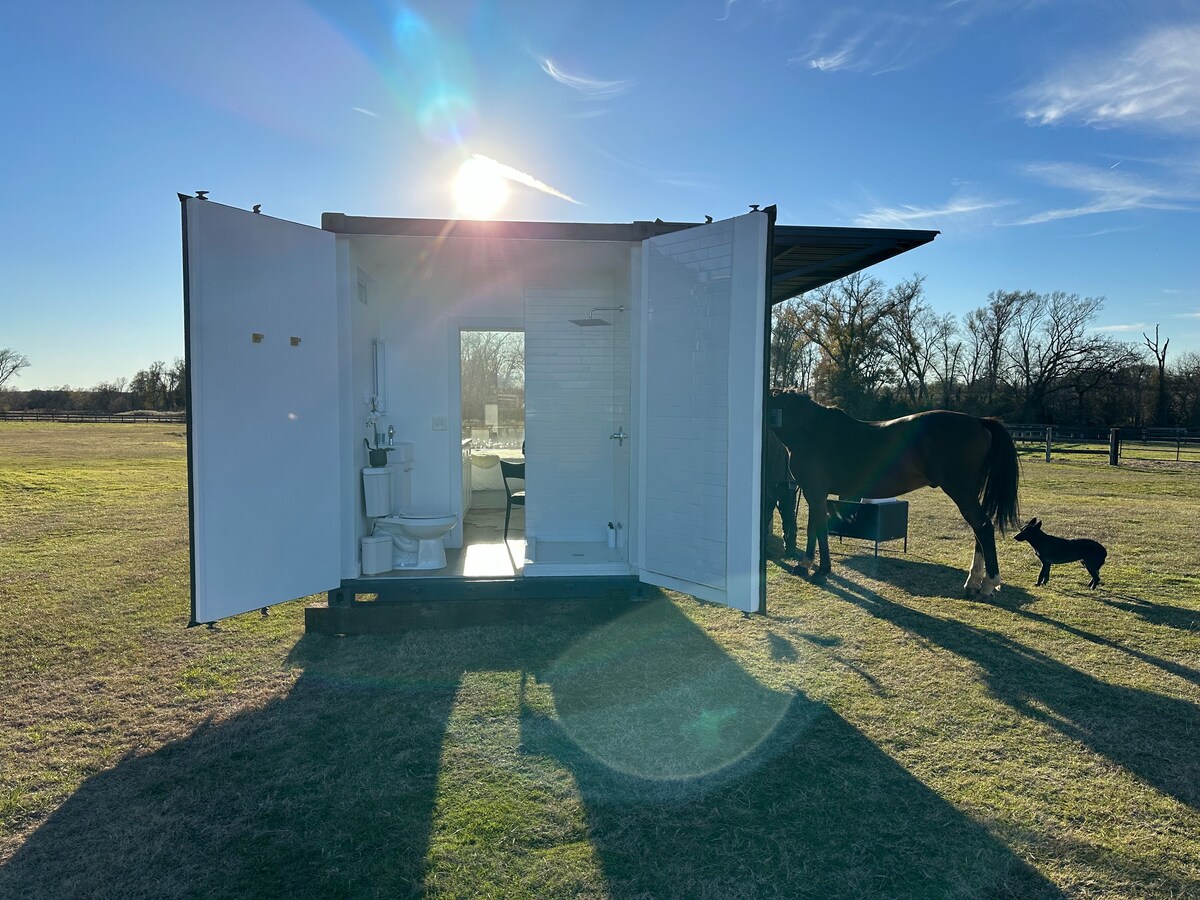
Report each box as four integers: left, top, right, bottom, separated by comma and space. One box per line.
1014, 518, 1107, 589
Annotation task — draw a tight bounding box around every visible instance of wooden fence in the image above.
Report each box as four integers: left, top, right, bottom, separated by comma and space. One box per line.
1007, 424, 1200, 464
0, 411, 185, 424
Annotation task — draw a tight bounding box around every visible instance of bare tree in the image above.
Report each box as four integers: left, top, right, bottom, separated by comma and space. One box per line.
770, 301, 817, 391
1006, 291, 1111, 421
1143, 325, 1170, 425
879, 275, 934, 407
963, 290, 1033, 410
1170, 351, 1200, 427
130, 361, 169, 409
927, 312, 963, 409
0, 348, 31, 390
166, 358, 187, 410
460, 331, 524, 427
795, 271, 897, 413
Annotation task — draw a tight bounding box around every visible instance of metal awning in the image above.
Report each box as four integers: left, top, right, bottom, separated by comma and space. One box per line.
769, 224, 938, 304
321, 210, 937, 305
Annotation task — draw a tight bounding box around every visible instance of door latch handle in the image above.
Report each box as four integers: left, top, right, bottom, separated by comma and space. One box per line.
610, 428, 628, 446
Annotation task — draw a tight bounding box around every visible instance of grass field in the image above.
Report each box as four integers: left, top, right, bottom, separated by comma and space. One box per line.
1, 422, 1198, 898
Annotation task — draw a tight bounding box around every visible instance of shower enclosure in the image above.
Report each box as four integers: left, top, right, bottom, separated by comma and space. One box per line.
523, 290, 632, 575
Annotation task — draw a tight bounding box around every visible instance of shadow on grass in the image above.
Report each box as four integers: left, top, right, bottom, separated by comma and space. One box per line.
1098, 592, 1200, 632
840, 555, 1039, 608
1, 602, 1059, 899
524, 600, 1058, 898
821, 573, 1200, 810
1010, 605, 1200, 687
0, 633, 467, 898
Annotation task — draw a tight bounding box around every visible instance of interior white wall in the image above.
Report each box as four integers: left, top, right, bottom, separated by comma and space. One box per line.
345, 235, 633, 551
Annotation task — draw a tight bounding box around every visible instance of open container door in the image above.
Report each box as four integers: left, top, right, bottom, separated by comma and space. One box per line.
182, 197, 342, 624
636, 211, 769, 613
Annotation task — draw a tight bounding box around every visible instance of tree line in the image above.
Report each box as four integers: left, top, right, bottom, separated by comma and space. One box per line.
6, 276, 1198, 428
770, 273, 1200, 428
0, 354, 187, 414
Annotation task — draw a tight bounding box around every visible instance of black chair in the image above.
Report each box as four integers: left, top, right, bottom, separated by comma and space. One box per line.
500, 460, 525, 541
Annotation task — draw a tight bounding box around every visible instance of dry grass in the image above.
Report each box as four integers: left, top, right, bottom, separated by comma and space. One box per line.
1, 423, 1198, 898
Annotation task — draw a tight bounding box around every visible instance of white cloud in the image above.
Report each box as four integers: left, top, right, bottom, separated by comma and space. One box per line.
854, 196, 1012, 228
1020, 25, 1200, 133
1012, 161, 1198, 225
539, 58, 634, 100
1093, 322, 1150, 333
790, 14, 927, 75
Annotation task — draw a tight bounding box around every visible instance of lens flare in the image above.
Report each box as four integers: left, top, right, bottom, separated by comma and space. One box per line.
453, 157, 510, 219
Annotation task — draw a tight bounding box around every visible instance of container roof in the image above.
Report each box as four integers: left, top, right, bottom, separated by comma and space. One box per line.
321, 211, 937, 305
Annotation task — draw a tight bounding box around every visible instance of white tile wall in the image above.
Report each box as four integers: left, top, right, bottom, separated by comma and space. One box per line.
525, 285, 629, 543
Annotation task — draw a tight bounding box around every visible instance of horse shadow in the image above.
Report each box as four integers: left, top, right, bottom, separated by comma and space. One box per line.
838, 554, 1039, 608
0, 602, 1061, 900
817, 573, 1200, 810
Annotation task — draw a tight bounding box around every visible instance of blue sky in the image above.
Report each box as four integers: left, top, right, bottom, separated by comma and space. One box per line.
2, 0, 1198, 389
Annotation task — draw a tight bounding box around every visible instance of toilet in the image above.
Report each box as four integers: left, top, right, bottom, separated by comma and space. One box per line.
362, 449, 457, 570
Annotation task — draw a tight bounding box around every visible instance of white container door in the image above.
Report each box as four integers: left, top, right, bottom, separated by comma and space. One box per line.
182, 197, 342, 623
636, 211, 769, 612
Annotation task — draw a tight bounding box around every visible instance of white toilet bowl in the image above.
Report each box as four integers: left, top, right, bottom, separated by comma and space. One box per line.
373, 512, 458, 570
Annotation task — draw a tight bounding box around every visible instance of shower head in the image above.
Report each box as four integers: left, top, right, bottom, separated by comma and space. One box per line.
569, 305, 625, 327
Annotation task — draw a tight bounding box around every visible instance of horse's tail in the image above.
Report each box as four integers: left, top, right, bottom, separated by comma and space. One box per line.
980, 418, 1021, 535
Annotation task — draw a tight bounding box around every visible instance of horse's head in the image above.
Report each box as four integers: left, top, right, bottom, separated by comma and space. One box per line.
767, 390, 820, 433
1014, 518, 1042, 542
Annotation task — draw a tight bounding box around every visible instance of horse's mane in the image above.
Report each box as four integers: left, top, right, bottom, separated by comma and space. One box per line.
771, 389, 858, 427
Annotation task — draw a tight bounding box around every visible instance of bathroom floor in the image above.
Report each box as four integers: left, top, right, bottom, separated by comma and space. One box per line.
371, 506, 526, 579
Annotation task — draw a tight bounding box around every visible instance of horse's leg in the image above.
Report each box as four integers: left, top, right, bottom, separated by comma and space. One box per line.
781, 484, 798, 556
951, 493, 1001, 597
966, 539, 986, 592
806, 493, 831, 580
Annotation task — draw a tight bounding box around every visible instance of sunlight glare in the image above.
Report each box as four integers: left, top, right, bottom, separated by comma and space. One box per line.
453, 157, 510, 219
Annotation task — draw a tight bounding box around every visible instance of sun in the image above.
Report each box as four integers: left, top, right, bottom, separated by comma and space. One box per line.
453, 158, 510, 219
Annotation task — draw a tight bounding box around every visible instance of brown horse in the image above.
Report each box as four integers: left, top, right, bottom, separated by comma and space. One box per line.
768, 391, 1020, 597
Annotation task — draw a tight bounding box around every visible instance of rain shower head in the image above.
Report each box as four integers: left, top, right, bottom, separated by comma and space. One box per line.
569, 306, 625, 327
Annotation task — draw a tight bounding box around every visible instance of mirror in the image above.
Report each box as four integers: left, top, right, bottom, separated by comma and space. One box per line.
373, 339, 386, 414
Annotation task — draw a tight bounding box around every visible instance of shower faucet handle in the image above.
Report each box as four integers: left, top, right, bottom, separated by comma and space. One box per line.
610, 428, 628, 446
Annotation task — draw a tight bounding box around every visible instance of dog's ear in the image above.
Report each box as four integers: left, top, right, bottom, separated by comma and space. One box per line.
1032, 518, 1042, 528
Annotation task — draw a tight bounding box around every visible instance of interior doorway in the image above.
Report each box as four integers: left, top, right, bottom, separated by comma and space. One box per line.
459, 329, 525, 576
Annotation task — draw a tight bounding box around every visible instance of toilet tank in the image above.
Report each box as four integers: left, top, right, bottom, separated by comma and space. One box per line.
362, 466, 392, 517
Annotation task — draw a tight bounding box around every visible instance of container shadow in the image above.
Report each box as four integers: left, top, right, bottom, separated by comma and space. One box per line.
0, 634, 466, 898
0, 601, 1062, 899
523, 600, 1060, 899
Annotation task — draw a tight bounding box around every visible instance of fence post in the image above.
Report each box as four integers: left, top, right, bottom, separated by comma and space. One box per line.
1045, 425, 1053, 462
1108, 427, 1120, 466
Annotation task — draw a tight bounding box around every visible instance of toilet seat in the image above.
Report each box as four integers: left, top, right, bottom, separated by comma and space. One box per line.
381, 512, 456, 526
